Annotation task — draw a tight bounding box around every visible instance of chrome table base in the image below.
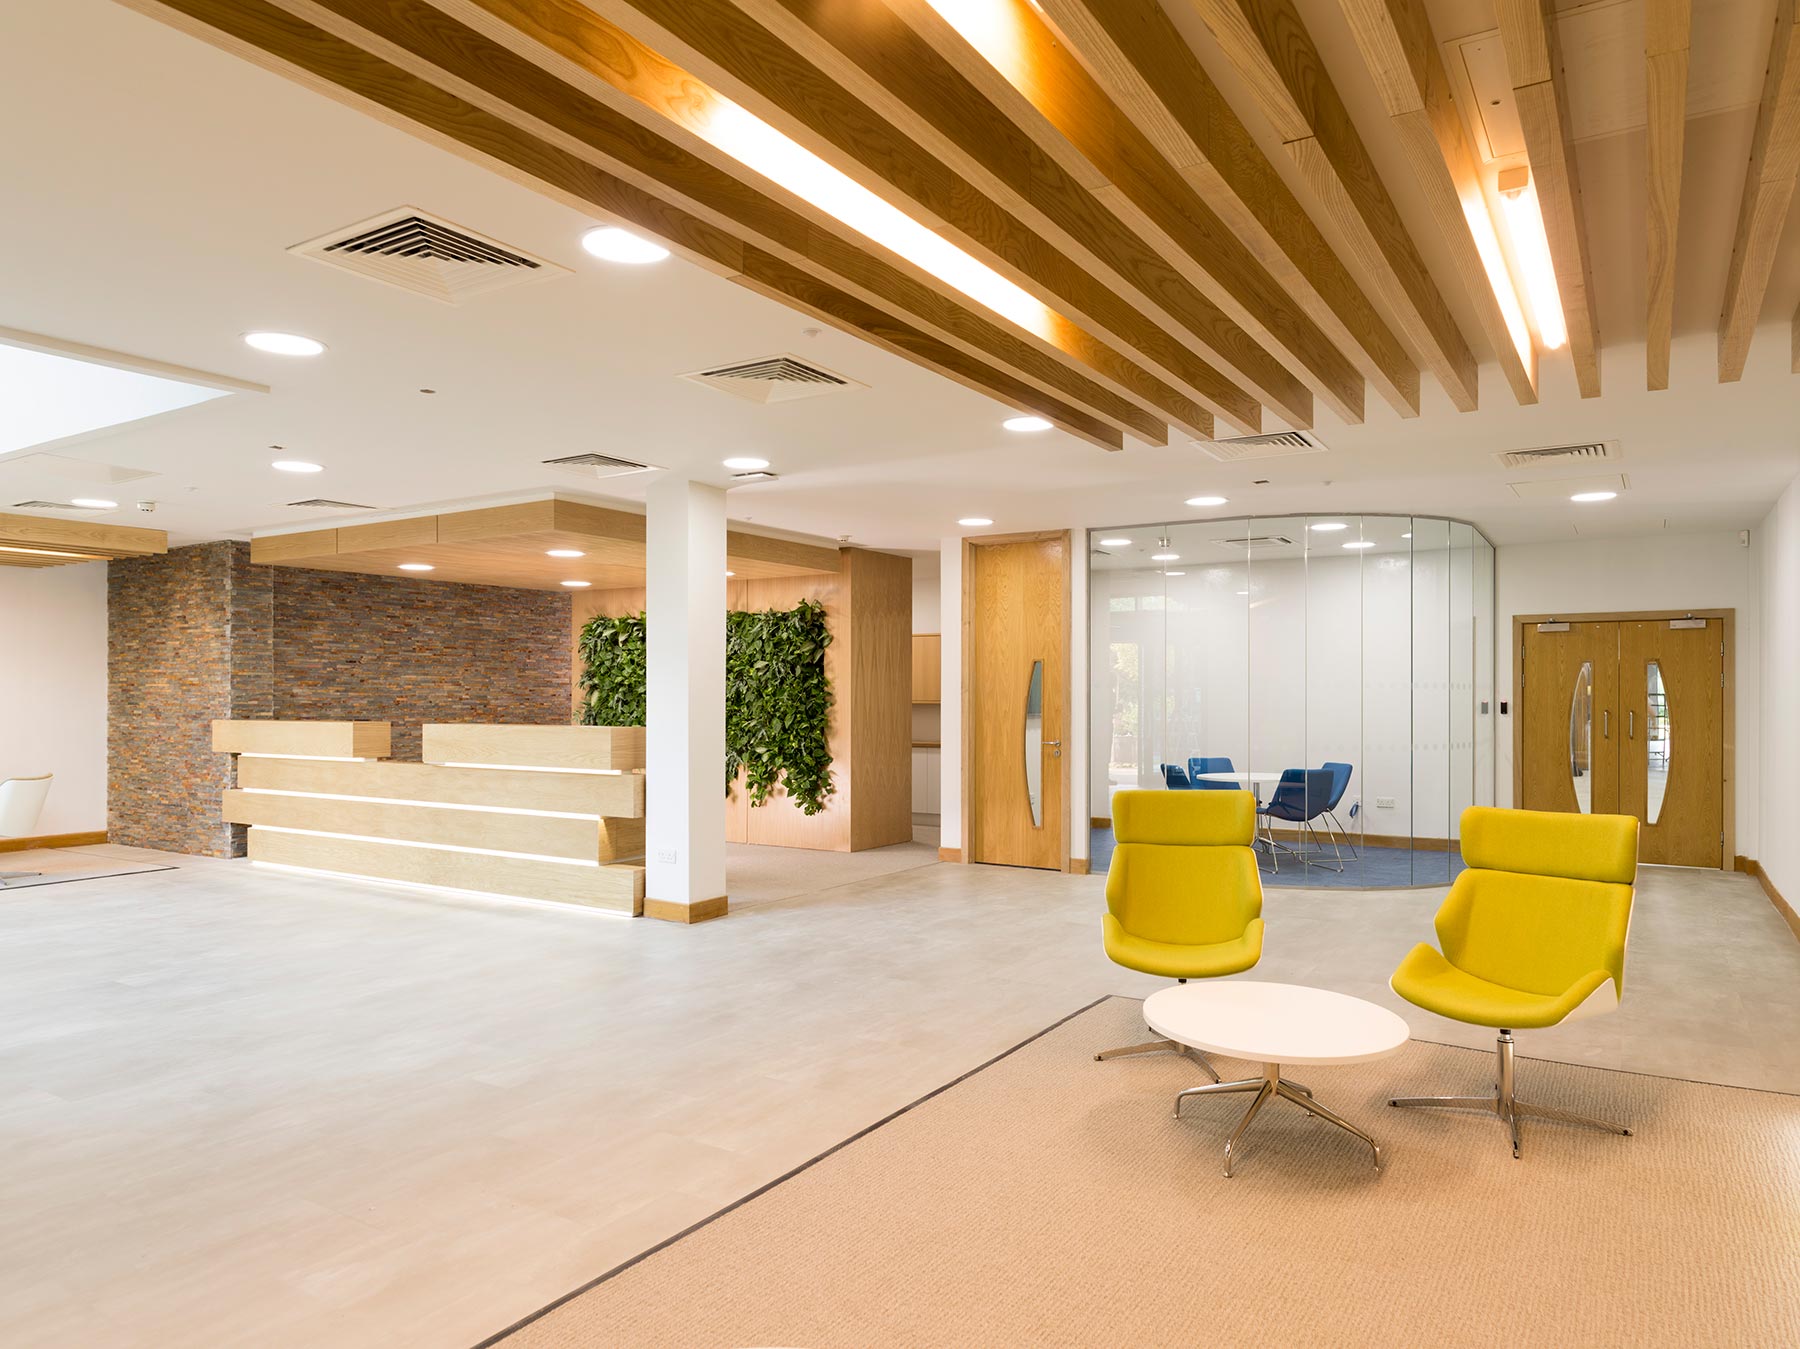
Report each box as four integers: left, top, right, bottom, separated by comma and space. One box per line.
1389, 1029, 1632, 1159
1174, 1061, 1382, 1177
1094, 1038, 1220, 1083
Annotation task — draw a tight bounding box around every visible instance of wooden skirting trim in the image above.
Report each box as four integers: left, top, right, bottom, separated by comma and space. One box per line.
1068, 857, 1091, 876
1090, 816, 1111, 829
0, 830, 106, 854
938, 847, 963, 863
644, 895, 729, 924
1736, 857, 1800, 944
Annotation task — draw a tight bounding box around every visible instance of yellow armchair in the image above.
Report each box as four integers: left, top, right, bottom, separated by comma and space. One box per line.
1389, 806, 1638, 1157
1094, 790, 1264, 1078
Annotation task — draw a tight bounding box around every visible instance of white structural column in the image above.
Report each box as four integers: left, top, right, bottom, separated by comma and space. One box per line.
1069, 534, 1090, 868
939, 537, 963, 860
645, 476, 728, 920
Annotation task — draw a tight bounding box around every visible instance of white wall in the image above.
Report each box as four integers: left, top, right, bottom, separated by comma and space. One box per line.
911, 553, 941, 635
1494, 529, 1761, 861
0, 563, 108, 834
1756, 484, 1800, 897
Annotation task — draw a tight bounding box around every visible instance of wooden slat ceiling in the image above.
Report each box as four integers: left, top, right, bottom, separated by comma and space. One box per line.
248, 498, 842, 590
119, 0, 1800, 437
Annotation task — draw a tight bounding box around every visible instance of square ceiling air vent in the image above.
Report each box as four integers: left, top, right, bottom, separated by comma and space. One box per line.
541, 452, 659, 481
11, 499, 106, 511
681, 354, 865, 404
1217, 534, 1297, 549
1195, 431, 1326, 463
286, 498, 378, 510
1495, 440, 1620, 470
289, 207, 569, 305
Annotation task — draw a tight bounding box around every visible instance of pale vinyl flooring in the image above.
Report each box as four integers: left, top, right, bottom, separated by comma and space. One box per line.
0, 843, 1794, 1348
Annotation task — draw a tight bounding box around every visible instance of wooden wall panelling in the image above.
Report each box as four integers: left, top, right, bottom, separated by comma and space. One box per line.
247, 828, 644, 912
1188, 0, 1477, 411
581, 0, 1238, 440
1645, 0, 1692, 391
421, 723, 645, 771
1718, 0, 1800, 382
725, 530, 842, 576
846, 547, 913, 850
235, 754, 644, 816
1495, 0, 1603, 396
127, 0, 1133, 451
886, 0, 1373, 425
211, 719, 391, 759
334, 515, 438, 554
1338, 0, 1539, 404
247, 528, 338, 565
911, 633, 942, 703
1034, 0, 1420, 417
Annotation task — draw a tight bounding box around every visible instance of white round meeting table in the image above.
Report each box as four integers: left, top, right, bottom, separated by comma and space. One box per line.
1192, 771, 1286, 787
1144, 982, 1410, 1177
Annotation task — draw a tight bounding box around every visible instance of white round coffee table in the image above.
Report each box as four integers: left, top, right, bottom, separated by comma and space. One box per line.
1144, 981, 1409, 1176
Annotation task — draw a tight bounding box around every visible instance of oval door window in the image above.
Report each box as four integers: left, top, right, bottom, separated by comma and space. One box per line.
1646, 660, 1669, 825
1024, 659, 1045, 828
1568, 660, 1593, 814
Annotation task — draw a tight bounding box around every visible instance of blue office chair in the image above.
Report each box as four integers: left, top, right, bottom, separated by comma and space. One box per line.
1257, 768, 1341, 872
1187, 756, 1239, 791
1161, 764, 1195, 790
1321, 761, 1358, 858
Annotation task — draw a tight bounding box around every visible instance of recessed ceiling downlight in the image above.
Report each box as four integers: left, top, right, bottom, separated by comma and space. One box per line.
243, 331, 325, 356
1309, 521, 1348, 532
70, 497, 117, 509
722, 456, 770, 471
546, 549, 584, 558
1571, 490, 1617, 502
958, 516, 994, 527
398, 563, 434, 572
561, 579, 591, 588
1002, 415, 1053, 432
1185, 495, 1228, 507
581, 227, 670, 264
1151, 552, 1179, 562
1098, 537, 1132, 547
272, 460, 322, 474
1343, 540, 1375, 550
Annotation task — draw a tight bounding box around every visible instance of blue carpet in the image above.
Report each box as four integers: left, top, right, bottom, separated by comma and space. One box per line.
1088, 827, 1466, 889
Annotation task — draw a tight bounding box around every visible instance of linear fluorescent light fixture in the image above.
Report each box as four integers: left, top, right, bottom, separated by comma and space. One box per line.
1498, 174, 1567, 351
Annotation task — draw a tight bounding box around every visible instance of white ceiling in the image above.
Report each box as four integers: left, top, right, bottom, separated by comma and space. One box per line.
1, 0, 1797, 555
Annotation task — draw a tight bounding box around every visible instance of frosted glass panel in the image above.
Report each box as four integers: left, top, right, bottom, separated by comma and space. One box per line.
1025, 659, 1045, 827
1570, 661, 1594, 814
1646, 660, 1668, 824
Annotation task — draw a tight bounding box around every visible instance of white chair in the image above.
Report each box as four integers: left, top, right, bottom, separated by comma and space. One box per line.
0, 774, 53, 884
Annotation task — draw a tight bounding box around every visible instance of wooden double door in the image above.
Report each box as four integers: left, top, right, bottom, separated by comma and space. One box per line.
1519, 614, 1726, 867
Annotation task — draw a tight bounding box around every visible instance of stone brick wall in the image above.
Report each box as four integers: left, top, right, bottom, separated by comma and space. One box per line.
272, 569, 570, 761
109, 541, 270, 856
109, 547, 571, 855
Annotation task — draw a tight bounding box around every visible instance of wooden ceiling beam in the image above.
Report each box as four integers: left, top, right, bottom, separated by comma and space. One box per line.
1495, 0, 1602, 397
1191, 0, 1479, 413
123, 0, 1131, 450
1645, 0, 1691, 392
1030, 0, 1419, 420
885, 0, 1367, 425
1337, 0, 1538, 405
1719, 0, 1800, 383
549, 0, 1228, 440
711, 0, 1309, 430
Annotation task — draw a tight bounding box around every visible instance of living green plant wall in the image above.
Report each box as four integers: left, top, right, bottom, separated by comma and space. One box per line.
576, 600, 835, 815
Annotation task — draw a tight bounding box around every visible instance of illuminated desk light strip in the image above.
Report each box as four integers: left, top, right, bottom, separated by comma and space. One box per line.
236, 787, 606, 821
250, 861, 633, 918
250, 824, 601, 867
238, 753, 373, 762
439, 762, 631, 775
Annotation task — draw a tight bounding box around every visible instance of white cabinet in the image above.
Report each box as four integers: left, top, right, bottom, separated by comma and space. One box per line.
911, 746, 941, 817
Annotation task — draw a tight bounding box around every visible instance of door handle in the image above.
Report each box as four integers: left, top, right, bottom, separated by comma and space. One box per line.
1628, 710, 1635, 739
1602, 710, 1609, 739
1044, 739, 1062, 757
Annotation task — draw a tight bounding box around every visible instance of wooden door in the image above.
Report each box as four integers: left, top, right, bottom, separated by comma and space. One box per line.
968, 535, 1068, 869
1520, 621, 1619, 815
1619, 618, 1723, 867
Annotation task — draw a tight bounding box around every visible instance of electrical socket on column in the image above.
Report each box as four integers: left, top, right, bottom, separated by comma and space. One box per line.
1375, 797, 1396, 810
656, 849, 678, 865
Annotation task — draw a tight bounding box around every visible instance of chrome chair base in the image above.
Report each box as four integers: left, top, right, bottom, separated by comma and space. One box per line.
1175, 1062, 1381, 1177
1093, 1038, 1221, 1082
1389, 1030, 1632, 1159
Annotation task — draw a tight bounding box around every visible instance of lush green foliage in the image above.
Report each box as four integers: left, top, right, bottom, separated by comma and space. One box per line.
576, 613, 648, 727
576, 600, 836, 815
725, 599, 835, 814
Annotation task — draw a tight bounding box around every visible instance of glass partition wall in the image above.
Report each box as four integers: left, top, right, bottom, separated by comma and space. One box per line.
1091, 514, 1495, 888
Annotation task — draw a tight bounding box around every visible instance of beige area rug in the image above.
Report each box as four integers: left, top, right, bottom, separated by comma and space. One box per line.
488, 996, 1800, 1349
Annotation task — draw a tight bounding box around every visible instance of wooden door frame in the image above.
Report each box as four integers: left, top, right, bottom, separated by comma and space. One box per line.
961, 530, 1073, 873
1511, 608, 1734, 867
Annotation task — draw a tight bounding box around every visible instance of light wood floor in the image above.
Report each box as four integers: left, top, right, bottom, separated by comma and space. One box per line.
0, 844, 1793, 1347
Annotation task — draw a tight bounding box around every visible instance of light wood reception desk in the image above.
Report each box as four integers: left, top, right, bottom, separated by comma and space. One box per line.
214, 721, 646, 913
